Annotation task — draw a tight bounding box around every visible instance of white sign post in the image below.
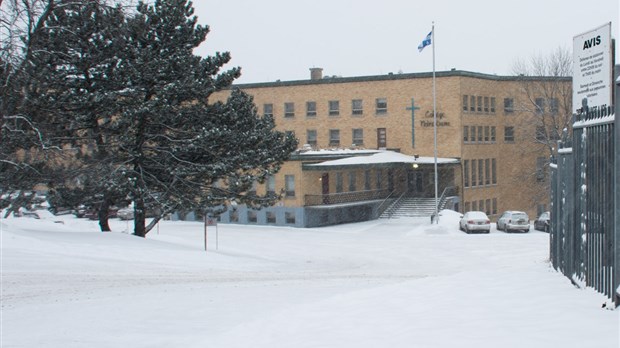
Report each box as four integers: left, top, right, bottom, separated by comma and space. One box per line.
204, 215, 218, 251
572, 22, 613, 114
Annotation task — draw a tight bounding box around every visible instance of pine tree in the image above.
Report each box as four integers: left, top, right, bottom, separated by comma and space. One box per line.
21, 1, 129, 231
114, 0, 297, 236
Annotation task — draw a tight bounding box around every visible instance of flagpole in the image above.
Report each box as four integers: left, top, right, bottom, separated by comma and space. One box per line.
432, 22, 439, 224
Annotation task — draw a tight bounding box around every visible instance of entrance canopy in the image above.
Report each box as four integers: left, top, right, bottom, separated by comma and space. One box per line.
303, 150, 459, 170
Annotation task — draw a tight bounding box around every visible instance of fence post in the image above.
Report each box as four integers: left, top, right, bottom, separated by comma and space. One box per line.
614, 77, 620, 306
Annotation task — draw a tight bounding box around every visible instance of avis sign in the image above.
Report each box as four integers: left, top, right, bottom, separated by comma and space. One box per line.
572, 22, 612, 114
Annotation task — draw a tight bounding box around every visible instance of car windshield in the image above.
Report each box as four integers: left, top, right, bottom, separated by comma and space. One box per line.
513, 213, 528, 220
540, 212, 549, 219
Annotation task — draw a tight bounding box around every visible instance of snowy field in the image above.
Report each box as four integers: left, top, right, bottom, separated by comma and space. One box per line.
1, 210, 618, 348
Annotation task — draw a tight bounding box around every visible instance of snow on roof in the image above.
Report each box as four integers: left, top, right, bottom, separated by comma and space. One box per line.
306, 150, 459, 167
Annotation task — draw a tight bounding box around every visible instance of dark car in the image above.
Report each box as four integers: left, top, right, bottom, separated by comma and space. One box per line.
534, 211, 550, 232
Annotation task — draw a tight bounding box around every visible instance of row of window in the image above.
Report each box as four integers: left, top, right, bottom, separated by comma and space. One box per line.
464, 126, 496, 143
463, 96, 560, 115
464, 126, 515, 143
237, 210, 297, 224
464, 198, 498, 216
463, 158, 497, 188
265, 98, 389, 118
254, 174, 296, 197
463, 95, 497, 114
333, 169, 392, 193
304, 128, 388, 148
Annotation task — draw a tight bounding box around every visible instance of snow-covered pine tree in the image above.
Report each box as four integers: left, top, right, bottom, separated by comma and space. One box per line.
22, 1, 130, 231
115, 0, 297, 237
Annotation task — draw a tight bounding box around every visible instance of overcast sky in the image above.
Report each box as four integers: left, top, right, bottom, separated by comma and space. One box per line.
192, 0, 619, 84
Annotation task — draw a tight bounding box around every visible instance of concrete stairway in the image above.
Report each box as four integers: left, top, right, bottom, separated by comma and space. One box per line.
380, 196, 437, 219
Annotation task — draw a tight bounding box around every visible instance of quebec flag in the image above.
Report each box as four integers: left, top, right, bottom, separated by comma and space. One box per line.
418, 31, 432, 52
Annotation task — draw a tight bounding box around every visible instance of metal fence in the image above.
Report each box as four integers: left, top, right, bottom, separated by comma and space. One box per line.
549, 102, 619, 306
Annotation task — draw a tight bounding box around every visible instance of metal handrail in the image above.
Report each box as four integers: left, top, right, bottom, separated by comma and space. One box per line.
387, 191, 408, 219
376, 190, 397, 217
436, 186, 456, 212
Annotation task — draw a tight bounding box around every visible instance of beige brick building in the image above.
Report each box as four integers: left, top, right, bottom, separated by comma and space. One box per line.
209, 69, 569, 227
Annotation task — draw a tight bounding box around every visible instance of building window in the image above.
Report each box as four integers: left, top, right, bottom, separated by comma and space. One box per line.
536, 157, 546, 182
477, 96, 482, 112
306, 101, 317, 117
266, 211, 276, 223
504, 126, 515, 142
490, 97, 496, 113
336, 172, 343, 193
485, 159, 490, 185
285, 175, 295, 197
485, 199, 491, 215
329, 129, 340, 146
491, 126, 496, 142
463, 126, 469, 143
470, 96, 476, 112
263, 103, 273, 117
471, 126, 476, 144
329, 100, 340, 116
376, 169, 382, 190
464, 160, 470, 187
364, 170, 371, 190
549, 98, 559, 114
492, 198, 497, 214
464, 201, 471, 212
472, 200, 477, 211
484, 97, 489, 113
535, 98, 545, 114
375, 98, 388, 115
306, 129, 317, 146
267, 175, 275, 194
285, 212, 296, 224
247, 210, 257, 223
352, 128, 364, 146
284, 102, 295, 118
492, 158, 497, 184
477, 126, 483, 143
377, 128, 387, 148
478, 159, 483, 186
504, 98, 514, 113
348, 172, 356, 191
471, 160, 477, 187
352, 99, 363, 115
463, 95, 468, 112
484, 126, 490, 142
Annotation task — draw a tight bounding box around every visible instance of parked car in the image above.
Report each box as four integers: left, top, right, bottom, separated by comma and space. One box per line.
534, 211, 551, 232
117, 207, 134, 220
459, 211, 491, 234
497, 211, 530, 233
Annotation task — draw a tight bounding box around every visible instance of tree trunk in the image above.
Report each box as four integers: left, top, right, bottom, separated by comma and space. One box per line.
133, 197, 146, 237
98, 196, 112, 232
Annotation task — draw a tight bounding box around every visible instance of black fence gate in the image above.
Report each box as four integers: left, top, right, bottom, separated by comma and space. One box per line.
550, 99, 619, 306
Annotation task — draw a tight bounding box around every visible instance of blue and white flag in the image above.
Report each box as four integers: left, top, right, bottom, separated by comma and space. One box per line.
418, 31, 432, 52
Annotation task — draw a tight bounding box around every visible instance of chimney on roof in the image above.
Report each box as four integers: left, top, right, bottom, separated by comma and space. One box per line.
310, 67, 323, 80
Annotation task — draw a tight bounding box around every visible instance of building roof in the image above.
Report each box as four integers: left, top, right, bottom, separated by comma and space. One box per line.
303, 150, 459, 171
232, 69, 572, 90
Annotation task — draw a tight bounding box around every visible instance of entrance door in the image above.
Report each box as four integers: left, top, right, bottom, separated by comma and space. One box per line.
408, 170, 424, 194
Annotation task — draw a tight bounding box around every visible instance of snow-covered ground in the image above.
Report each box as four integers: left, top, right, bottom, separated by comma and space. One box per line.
1, 210, 618, 347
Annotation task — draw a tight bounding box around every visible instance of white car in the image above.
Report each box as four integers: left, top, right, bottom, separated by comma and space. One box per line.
459, 211, 491, 234
497, 211, 530, 233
